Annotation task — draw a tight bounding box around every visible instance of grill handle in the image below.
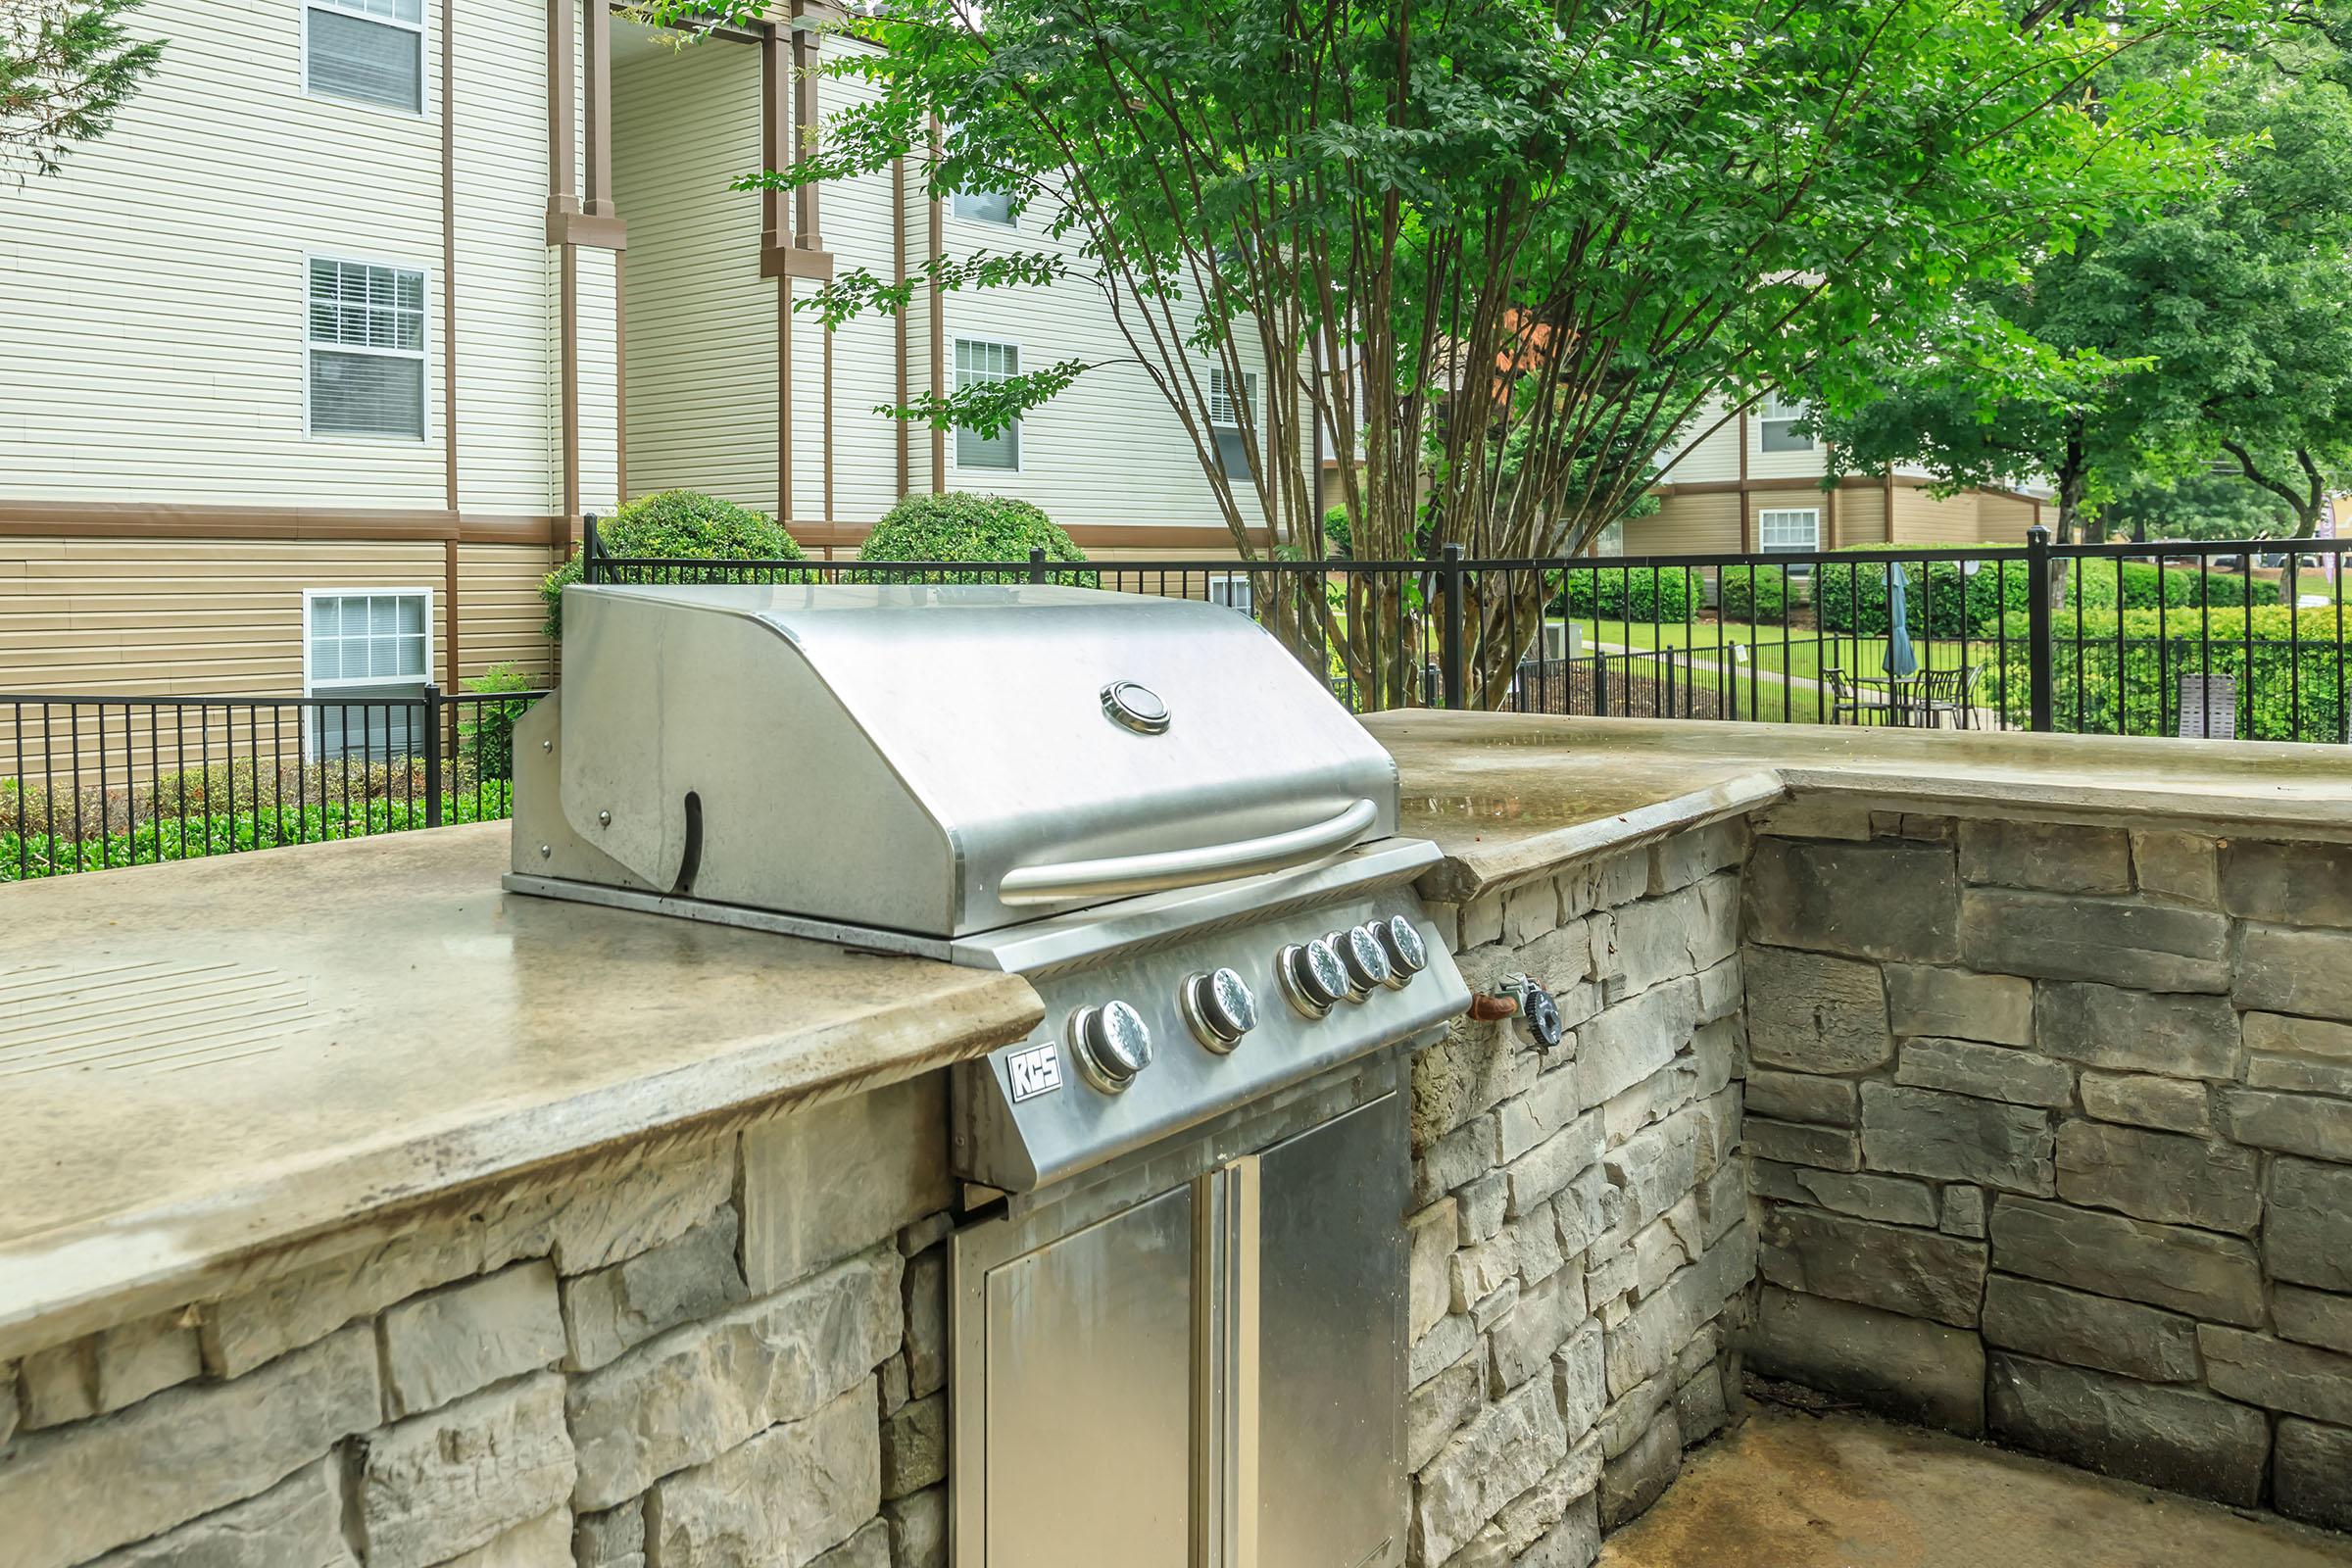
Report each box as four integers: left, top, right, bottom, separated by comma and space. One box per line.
996, 798, 1380, 906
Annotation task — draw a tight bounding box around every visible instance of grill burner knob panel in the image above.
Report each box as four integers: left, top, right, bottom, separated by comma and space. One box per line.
1279, 939, 1349, 1018
1375, 914, 1428, 987
1328, 926, 1394, 1000
1181, 967, 1258, 1053
1069, 1000, 1153, 1093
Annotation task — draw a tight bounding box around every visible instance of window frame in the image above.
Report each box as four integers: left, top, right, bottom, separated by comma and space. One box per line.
1756, 391, 1814, 454
1756, 507, 1822, 555
304, 252, 431, 444
302, 0, 429, 119
1207, 365, 1261, 480
1205, 572, 1256, 617
300, 586, 436, 761
948, 189, 1017, 228
951, 335, 1023, 474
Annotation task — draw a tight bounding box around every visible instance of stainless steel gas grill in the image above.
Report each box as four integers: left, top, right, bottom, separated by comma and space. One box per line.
505, 581, 1469, 1568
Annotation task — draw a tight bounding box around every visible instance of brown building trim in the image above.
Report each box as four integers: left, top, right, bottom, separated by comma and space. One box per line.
1825, 481, 1838, 550
927, 120, 945, 492
547, 0, 578, 223
894, 154, 908, 498
444, 539, 461, 689
545, 210, 627, 250
1883, 466, 1895, 545
584, 0, 614, 218
823, 328, 835, 533
786, 519, 1277, 551
0, 503, 566, 547
560, 244, 581, 527
1736, 409, 1750, 553
761, 245, 834, 279
441, 0, 460, 517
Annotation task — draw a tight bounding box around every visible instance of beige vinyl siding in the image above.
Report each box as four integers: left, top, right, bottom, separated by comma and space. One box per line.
1977, 492, 2040, 543
452, 0, 560, 514
457, 543, 555, 683
1655, 402, 1740, 485
0, 0, 451, 509
1889, 485, 1987, 545
612, 29, 778, 513
576, 247, 621, 515
821, 42, 911, 528
1635, 494, 1742, 555
1837, 487, 1887, 546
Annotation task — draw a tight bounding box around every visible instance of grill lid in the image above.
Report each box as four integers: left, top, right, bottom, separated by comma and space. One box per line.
547, 582, 1399, 939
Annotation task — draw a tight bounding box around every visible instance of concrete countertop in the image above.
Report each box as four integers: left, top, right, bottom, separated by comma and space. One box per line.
1367, 712, 2352, 901
0, 825, 1043, 1357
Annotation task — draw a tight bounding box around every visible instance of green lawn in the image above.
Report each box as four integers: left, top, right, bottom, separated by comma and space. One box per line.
1558, 616, 2002, 723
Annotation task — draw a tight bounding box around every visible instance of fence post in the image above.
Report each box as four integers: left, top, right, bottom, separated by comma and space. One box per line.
582, 514, 602, 582
1027, 546, 1048, 585
1441, 543, 1466, 710
422, 684, 444, 828
2026, 525, 2055, 732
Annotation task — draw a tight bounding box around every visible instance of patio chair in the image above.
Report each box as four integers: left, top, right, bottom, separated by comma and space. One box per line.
1912, 665, 1979, 730
1823, 667, 1896, 726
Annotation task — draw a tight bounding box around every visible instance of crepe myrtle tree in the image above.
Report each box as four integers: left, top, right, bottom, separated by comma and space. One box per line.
1, 0, 161, 181
647, 0, 2258, 704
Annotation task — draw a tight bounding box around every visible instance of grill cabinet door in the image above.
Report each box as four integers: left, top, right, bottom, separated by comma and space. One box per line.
1254, 1093, 1407, 1568
980, 1184, 1196, 1568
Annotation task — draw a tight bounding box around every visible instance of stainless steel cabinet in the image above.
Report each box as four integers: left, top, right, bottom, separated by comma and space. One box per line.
953, 1092, 1406, 1568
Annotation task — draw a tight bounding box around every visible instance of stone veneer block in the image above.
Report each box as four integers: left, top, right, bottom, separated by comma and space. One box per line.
384, 1259, 566, 1416
1492, 1273, 1582, 1396
2235, 925, 2352, 1021
566, 1247, 902, 1510
646, 1379, 881, 1568
2219, 839, 2352, 927
22, 1308, 202, 1429
1760, 1206, 1985, 1328
1960, 891, 2230, 994
1407, 1200, 1457, 1337
1883, 965, 2033, 1047
1959, 820, 2131, 895
1742, 1118, 1860, 1172
1408, 1356, 1483, 1472
1939, 1186, 1987, 1239
810, 1518, 891, 1568
2269, 1156, 2352, 1293
359, 1372, 575, 1568
0, 1324, 379, 1568
83, 1459, 354, 1568
2275, 1419, 2352, 1534
1895, 1038, 2073, 1108
1505, 1111, 1607, 1220
2032, 984, 2237, 1080
886, 1486, 947, 1568
1414, 1376, 1568, 1566
1788, 1169, 1936, 1229
1571, 979, 1698, 1115
201, 1223, 483, 1380
564, 1208, 749, 1373
2221, 1088, 2352, 1162
2275, 1286, 2352, 1356
743, 1077, 953, 1294
2244, 1009, 2352, 1063
2052, 1121, 2261, 1235
881, 1391, 946, 1499
1980, 1274, 2201, 1384
1743, 948, 1890, 1073
1599, 1418, 1682, 1531
572, 1502, 645, 1568
1986, 1352, 2268, 1506
1744, 1070, 1858, 1127
2078, 1072, 2210, 1135
1649, 817, 1750, 895
1987, 1197, 2263, 1326
482, 1135, 738, 1277
2246, 1054, 2352, 1098
1746, 836, 1959, 962
1746, 1286, 1984, 1434
437, 1508, 574, 1568
1859, 1084, 2054, 1195
2198, 1327, 2352, 1427
2130, 830, 2219, 907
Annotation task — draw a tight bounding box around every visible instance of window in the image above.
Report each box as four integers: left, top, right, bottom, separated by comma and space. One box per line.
955, 339, 1020, 470
308, 257, 427, 440
951, 189, 1015, 225
307, 0, 424, 114
304, 589, 431, 760
1758, 508, 1821, 554
1757, 392, 1813, 453
1208, 367, 1259, 481
1206, 573, 1255, 617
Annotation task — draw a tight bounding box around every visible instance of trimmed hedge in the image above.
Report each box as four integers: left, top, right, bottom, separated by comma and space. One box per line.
2066, 560, 2279, 611
1556, 565, 1699, 625
1815, 544, 2034, 637
1717, 564, 1788, 622
1992, 606, 2351, 741
543, 490, 806, 637
857, 492, 1084, 581
1, 783, 518, 880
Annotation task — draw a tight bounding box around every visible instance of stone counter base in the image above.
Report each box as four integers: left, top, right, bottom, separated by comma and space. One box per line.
1739, 804, 2352, 1534
0, 1077, 956, 1568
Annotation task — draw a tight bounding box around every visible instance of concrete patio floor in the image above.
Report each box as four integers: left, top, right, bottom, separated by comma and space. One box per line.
1600, 1401, 2352, 1568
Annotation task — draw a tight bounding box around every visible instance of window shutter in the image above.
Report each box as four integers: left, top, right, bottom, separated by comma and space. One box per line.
954, 340, 1021, 470
308, 3, 424, 113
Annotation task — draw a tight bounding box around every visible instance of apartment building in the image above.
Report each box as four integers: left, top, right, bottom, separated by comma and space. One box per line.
0, 0, 1296, 704
1626, 394, 2047, 556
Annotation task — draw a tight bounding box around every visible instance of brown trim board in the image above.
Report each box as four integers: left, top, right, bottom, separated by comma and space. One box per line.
0, 504, 567, 547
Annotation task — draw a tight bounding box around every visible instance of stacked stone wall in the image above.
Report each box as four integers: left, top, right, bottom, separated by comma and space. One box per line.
1740, 801, 2352, 1531
1407, 821, 1756, 1568
0, 1076, 955, 1568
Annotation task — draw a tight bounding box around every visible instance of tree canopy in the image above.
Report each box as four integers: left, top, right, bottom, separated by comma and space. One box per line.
1, 0, 161, 181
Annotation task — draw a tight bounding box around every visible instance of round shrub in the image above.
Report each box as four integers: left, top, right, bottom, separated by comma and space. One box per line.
856, 492, 1084, 580
2067, 560, 2279, 611
1717, 564, 1787, 623
1813, 545, 2034, 638
1323, 505, 1353, 559
1554, 564, 1699, 624
541, 490, 806, 638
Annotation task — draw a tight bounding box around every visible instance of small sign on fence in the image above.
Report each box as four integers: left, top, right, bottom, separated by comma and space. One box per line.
2178, 675, 2238, 740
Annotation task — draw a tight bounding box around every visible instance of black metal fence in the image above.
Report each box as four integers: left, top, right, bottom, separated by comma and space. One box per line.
586, 521, 2352, 743
2, 686, 546, 881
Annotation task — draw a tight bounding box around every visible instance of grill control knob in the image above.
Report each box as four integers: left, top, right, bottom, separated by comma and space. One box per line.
1181, 967, 1258, 1053
1278, 938, 1349, 1018
1327, 926, 1394, 1000
1374, 914, 1429, 987
1069, 1001, 1152, 1093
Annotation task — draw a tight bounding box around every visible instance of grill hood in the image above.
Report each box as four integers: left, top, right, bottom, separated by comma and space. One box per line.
529, 582, 1400, 939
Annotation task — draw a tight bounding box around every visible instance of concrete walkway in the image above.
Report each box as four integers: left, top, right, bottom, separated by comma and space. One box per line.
1599, 1403, 2352, 1568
